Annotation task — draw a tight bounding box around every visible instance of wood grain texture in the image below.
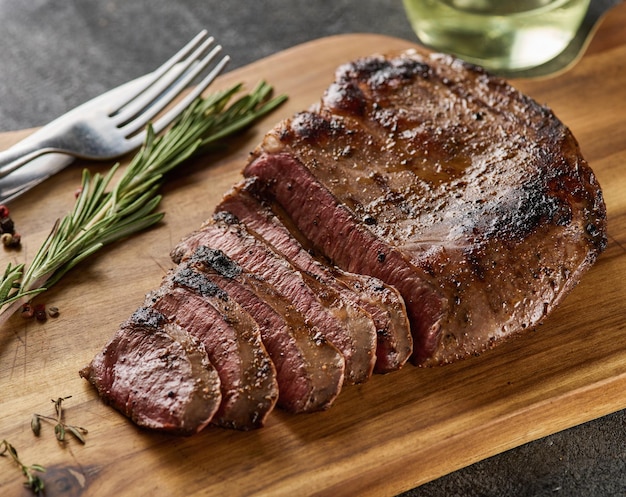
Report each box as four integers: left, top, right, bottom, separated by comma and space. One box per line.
1, 4, 625, 495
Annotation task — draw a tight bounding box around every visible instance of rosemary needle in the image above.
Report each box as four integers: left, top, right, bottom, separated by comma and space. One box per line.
0, 81, 286, 324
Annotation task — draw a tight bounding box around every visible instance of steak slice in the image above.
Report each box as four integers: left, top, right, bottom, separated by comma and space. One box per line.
215, 179, 412, 373
79, 307, 221, 435
172, 213, 378, 384
146, 265, 278, 430
187, 245, 345, 413
328, 266, 411, 373
243, 50, 607, 366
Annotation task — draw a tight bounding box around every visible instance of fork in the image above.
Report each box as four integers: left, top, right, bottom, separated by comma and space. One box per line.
0, 30, 230, 180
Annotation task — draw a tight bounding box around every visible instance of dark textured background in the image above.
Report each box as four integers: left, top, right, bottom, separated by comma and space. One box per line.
1, 1, 625, 495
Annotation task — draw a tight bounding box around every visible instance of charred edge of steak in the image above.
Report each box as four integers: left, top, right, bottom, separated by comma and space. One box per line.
322, 55, 432, 117
128, 306, 167, 329
189, 245, 242, 279
172, 266, 229, 300
189, 245, 346, 413
79, 307, 221, 435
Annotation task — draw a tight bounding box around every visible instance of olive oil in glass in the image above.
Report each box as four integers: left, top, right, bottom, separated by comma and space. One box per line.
402, 0, 590, 71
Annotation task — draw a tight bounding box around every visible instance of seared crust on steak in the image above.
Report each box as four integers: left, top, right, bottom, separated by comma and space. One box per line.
244, 49, 607, 365
79, 307, 221, 435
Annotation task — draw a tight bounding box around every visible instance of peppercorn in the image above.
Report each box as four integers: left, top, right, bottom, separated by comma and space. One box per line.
21, 304, 34, 319
1, 233, 13, 247
363, 215, 377, 226
0, 205, 9, 219
34, 304, 47, 322
0, 216, 14, 234
48, 306, 60, 318
1, 232, 21, 248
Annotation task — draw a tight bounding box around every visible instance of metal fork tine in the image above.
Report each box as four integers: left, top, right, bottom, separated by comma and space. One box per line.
111, 35, 216, 127
119, 43, 223, 137
125, 54, 230, 149
151, 54, 230, 135
108, 30, 211, 116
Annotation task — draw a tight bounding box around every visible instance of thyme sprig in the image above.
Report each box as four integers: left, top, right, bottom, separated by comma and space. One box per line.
0, 81, 286, 325
0, 439, 46, 494
31, 396, 88, 444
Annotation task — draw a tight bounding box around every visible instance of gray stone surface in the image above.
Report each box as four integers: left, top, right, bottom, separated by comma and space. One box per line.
1, 1, 624, 495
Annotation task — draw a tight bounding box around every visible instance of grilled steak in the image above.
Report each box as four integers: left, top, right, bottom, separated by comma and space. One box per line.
173, 213, 378, 384
215, 179, 412, 373
146, 265, 278, 430
187, 246, 345, 413
243, 50, 607, 366
79, 307, 221, 435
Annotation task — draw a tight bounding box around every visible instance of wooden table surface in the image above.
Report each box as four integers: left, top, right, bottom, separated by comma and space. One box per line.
1, 4, 625, 496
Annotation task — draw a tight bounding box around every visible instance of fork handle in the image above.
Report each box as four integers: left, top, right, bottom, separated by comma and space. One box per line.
0, 153, 75, 204
0, 143, 59, 179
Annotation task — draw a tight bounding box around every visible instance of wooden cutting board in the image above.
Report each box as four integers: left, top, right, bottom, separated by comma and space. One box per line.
1, 5, 626, 496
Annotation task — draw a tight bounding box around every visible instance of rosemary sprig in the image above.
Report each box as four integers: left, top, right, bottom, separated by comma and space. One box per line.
0, 440, 46, 494
0, 263, 45, 307
0, 82, 286, 324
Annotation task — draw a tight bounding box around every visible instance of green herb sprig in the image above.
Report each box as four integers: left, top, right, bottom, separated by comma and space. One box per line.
0, 440, 46, 494
31, 396, 88, 444
0, 82, 286, 325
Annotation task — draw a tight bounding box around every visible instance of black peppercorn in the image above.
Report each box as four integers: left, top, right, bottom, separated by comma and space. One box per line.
363, 215, 377, 226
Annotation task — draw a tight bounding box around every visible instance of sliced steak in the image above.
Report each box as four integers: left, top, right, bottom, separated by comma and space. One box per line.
216, 179, 412, 373
243, 50, 607, 366
328, 266, 411, 373
187, 245, 345, 413
173, 214, 378, 384
79, 307, 221, 435
146, 266, 278, 430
